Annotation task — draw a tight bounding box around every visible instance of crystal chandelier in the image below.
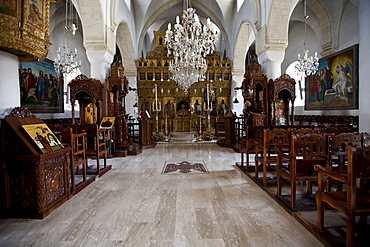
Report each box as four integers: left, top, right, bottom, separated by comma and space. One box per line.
165, 0, 218, 91
54, 0, 81, 77
295, 0, 319, 77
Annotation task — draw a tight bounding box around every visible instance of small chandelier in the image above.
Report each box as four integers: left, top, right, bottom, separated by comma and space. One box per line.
165, 0, 218, 92
295, 0, 319, 77
54, 0, 81, 78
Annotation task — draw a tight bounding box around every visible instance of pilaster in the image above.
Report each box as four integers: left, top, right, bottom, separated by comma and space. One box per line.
86, 49, 114, 116
257, 50, 285, 79
358, 0, 370, 133
0, 51, 20, 118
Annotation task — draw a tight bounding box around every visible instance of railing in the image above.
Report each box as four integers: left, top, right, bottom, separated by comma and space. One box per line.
234, 116, 245, 148
128, 119, 140, 143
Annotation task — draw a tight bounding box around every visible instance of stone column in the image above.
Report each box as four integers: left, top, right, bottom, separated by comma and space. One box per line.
257, 50, 285, 79
86, 50, 114, 116
125, 76, 137, 118
231, 74, 244, 117
0, 51, 20, 118
357, 0, 370, 133
86, 50, 114, 82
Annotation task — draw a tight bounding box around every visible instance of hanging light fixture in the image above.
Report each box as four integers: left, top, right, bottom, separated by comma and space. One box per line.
54, 0, 81, 78
233, 89, 239, 104
165, 0, 218, 92
295, 0, 319, 77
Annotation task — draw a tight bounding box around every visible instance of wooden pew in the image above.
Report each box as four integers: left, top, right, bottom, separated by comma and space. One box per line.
277, 133, 329, 209
315, 146, 370, 247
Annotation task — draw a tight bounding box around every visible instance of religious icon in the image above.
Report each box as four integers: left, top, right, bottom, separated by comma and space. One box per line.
100, 117, 116, 129
22, 123, 64, 153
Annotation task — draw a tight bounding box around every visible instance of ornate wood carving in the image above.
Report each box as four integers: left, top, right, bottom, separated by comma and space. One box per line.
43, 160, 66, 209
106, 61, 129, 117
69, 74, 104, 102
9, 170, 37, 211
68, 74, 104, 124
0, 0, 53, 62
1, 116, 71, 218
268, 73, 296, 126
269, 74, 296, 99
242, 58, 268, 126
7, 107, 35, 117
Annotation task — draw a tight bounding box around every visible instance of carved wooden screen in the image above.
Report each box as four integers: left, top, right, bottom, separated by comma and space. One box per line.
242, 59, 268, 126
268, 74, 296, 126
105, 61, 129, 117
69, 74, 104, 124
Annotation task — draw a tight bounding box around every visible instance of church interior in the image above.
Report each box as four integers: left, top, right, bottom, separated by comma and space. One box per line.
1, 0, 370, 246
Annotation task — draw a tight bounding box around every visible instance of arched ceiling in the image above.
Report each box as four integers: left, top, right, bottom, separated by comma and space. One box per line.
49, 0, 356, 76
136, 0, 231, 58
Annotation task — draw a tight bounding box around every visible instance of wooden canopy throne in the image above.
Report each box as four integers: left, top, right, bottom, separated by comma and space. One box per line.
268, 74, 296, 126
69, 74, 104, 124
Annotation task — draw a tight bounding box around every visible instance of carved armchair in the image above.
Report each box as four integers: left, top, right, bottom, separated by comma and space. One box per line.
255, 128, 291, 186
315, 146, 370, 247
277, 133, 329, 209
77, 124, 107, 175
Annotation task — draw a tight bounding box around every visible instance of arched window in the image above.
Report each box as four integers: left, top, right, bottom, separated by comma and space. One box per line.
125, 0, 131, 11
64, 68, 82, 111
286, 61, 305, 107
237, 0, 245, 12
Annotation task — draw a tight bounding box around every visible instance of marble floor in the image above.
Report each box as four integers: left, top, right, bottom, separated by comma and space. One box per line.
0, 143, 324, 247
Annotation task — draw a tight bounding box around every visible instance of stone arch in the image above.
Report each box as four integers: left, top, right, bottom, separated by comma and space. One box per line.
251, 0, 262, 30
137, 0, 229, 58
267, 0, 299, 51
75, 0, 105, 49
233, 21, 255, 76
116, 21, 136, 77
307, 0, 333, 55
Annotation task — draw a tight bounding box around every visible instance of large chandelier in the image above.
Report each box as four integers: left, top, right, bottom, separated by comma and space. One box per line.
54, 0, 81, 77
165, 1, 218, 91
295, 0, 319, 77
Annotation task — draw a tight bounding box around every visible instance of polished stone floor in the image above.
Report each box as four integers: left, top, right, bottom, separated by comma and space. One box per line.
0, 143, 324, 247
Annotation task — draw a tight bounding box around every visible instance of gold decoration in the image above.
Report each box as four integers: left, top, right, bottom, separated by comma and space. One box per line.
136, 29, 232, 132
0, 0, 53, 62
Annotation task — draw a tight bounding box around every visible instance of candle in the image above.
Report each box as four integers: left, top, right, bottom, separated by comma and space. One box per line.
207, 84, 210, 109
155, 84, 158, 102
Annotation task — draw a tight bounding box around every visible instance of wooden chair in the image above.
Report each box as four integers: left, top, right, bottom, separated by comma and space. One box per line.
49, 125, 88, 193
290, 127, 317, 136
67, 127, 88, 193
315, 146, 370, 247
47, 125, 70, 147
277, 133, 329, 209
255, 128, 291, 186
77, 124, 107, 175
321, 126, 341, 135
328, 133, 363, 174
239, 126, 264, 171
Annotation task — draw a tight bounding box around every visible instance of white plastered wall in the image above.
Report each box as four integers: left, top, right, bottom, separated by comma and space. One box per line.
0, 51, 20, 118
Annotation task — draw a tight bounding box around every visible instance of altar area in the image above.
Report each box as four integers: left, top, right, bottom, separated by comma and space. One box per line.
136, 29, 232, 136
156, 131, 219, 144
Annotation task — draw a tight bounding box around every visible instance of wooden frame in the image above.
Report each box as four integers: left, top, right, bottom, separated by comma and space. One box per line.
305, 44, 359, 110
19, 59, 64, 113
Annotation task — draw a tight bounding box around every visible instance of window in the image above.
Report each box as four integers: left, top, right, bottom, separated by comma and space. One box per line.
286, 62, 305, 107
